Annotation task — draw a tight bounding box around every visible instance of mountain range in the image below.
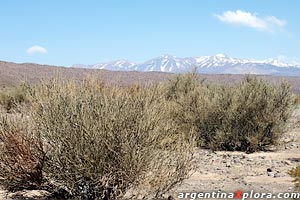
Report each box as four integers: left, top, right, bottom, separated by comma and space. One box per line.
2, 60, 300, 93
72, 54, 300, 76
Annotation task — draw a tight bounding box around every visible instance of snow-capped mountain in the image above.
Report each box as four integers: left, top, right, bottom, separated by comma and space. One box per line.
72, 54, 300, 76
135, 54, 196, 73
74, 60, 136, 71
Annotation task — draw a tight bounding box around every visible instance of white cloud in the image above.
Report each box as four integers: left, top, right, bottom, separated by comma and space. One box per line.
266, 16, 286, 27
215, 10, 286, 32
26, 45, 48, 55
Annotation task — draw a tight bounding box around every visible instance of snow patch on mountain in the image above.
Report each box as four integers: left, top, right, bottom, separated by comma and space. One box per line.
72, 54, 300, 76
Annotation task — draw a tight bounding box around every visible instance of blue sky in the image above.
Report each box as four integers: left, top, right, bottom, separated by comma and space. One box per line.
0, 0, 299, 66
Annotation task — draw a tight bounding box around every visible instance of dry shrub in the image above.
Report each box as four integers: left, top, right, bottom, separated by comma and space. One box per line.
26, 78, 194, 199
216, 76, 291, 152
0, 116, 46, 191
0, 73, 293, 198
289, 166, 300, 191
0, 86, 29, 112
291, 93, 300, 107
164, 73, 292, 152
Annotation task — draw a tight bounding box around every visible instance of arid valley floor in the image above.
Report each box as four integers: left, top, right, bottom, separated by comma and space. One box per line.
1, 62, 300, 200
1, 107, 300, 200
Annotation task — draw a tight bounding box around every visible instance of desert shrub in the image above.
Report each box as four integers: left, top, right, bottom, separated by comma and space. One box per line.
0, 86, 29, 112
216, 77, 291, 152
0, 73, 293, 198
291, 93, 300, 107
289, 166, 300, 191
164, 74, 292, 152
0, 115, 46, 191
23, 78, 194, 199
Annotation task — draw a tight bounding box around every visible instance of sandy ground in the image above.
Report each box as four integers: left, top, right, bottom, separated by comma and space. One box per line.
168, 147, 299, 200
1, 108, 300, 200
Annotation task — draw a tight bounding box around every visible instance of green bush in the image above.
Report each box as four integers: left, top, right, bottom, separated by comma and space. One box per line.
164, 74, 292, 152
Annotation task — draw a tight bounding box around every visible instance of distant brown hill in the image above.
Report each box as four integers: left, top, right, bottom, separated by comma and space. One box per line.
1, 60, 300, 93
0, 61, 172, 87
